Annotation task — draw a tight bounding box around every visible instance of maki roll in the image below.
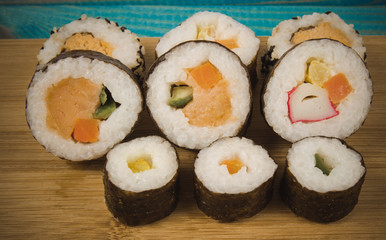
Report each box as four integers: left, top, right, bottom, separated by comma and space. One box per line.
37, 14, 145, 77
145, 40, 252, 150
194, 137, 277, 222
262, 12, 366, 74
262, 39, 372, 142
155, 11, 260, 83
26, 50, 143, 161
104, 136, 179, 226
280, 137, 366, 222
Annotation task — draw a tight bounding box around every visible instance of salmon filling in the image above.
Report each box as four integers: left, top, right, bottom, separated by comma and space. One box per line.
46, 77, 102, 141
63, 32, 114, 56
182, 61, 233, 127
197, 25, 239, 49
291, 22, 351, 47
220, 158, 246, 174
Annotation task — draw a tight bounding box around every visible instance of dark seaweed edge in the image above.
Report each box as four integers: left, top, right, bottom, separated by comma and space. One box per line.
280, 137, 366, 223
143, 40, 253, 151
25, 50, 144, 161
260, 38, 374, 143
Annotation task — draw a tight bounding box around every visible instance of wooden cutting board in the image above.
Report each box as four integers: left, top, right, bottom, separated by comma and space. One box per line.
0, 36, 385, 239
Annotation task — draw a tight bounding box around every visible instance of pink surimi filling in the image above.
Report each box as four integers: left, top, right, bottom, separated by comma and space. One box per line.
288, 83, 339, 123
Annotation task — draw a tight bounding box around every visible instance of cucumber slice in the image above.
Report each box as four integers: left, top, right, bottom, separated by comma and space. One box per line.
93, 86, 118, 120
168, 85, 193, 108
314, 153, 332, 176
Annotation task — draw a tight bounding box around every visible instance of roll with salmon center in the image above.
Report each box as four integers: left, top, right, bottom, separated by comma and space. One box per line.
262, 11, 366, 74
155, 11, 260, 83
262, 39, 372, 143
26, 50, 143, 161
280, 137, 366, 222
146, 40, 252, 150
104, 136, 179, 226
37, 14, 145, 77
194, 137, 277, 222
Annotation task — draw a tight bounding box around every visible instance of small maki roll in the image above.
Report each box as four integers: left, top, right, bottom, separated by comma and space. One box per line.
262, 12, 366, 74
26, 50, 143, 161
262, 39, 372, 142
194, 137, 278, 222
155, 11, 260, 83
104, 136, 179, 226
37, 14, 145, 77
280, 137, 366, 222
146, 40, 252, 150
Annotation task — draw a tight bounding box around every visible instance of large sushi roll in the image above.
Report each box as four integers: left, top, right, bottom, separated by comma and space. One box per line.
104, 136, 179, 226
26, 50, 143, 161
37, 14, 145, 77
262, 39, 372, 143
262, 11, 366, 74
155, 11, 260, 83
280, 137, 366, 222
145, 40, 252, 150
194, 137, 277, 222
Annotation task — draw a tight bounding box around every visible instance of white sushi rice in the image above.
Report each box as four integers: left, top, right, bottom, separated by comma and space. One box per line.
26, 55, 142, 161
267, 12, 366, 61
37, 14, 145, 74
155, 11, 260, 66
194, 137, 277, 194
287, 137, 365, 193
263, 39, 372, 142
106, 136, 178, 193
146, 41, 251, 149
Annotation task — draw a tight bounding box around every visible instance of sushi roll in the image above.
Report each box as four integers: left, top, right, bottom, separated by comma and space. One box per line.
280, 137, 366, 222
262, 39, 372, 142
194, 137, 277, 222
37, 14, 145, 77
262, 11, 366, 74
145, 40, 252, 150
155, 11, 260, 83
25, 50, 143, 161
104, 136, 179, 226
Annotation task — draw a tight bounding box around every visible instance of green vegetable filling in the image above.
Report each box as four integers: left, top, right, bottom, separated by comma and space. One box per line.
93, 86, 119, 120
168, 84, 193, 108
314, 153, 332, 176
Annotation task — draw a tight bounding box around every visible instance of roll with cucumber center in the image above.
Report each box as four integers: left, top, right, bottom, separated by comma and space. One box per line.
262, 39, 372, 143
146, 40, 252, 150
26, 50, 143, 161
280, 137, 366, 223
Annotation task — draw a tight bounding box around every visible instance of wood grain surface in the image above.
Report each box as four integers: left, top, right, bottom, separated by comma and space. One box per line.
0, 36, 385, 239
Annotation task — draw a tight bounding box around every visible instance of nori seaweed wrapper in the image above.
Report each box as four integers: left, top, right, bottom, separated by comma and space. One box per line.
103, 170, 179, 226
193, 171, 275, 222
280, 159, 366, 223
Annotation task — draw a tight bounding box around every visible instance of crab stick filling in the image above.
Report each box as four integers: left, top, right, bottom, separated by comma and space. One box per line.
291, 22, 351, 47
197, 25, 239, 50
177, 61, 233, 127
288, 59, 353, 123
63, 32, 114, 57
46, 77, 102, 142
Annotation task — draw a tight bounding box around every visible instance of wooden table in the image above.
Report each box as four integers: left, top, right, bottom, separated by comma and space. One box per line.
0, 37, 385, 239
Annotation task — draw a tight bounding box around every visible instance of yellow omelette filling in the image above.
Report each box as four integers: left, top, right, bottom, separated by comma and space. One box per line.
197, 25, 239, 49
128, 157, 152, 173
63, 32, 114, 56
220, 157, 247, 175
46, 77, 102, 142
291, 22, 351, 47
182, 61, 234, 127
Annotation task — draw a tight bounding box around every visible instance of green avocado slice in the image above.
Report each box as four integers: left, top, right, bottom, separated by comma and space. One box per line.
168, 85, 193, 108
